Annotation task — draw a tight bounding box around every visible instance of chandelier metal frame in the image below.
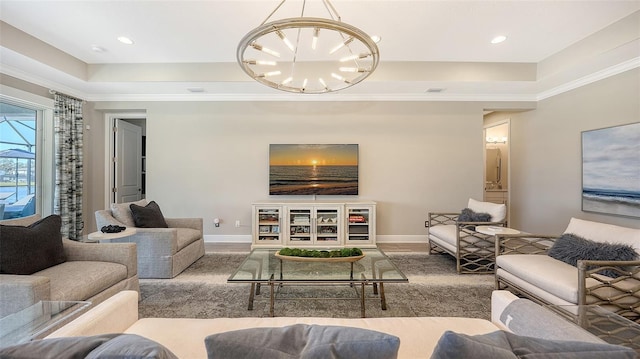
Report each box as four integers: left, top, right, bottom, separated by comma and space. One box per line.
236, 0, 379, 94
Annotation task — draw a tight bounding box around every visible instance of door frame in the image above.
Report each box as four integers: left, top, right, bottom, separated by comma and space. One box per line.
483, 118, 511, 222
103, 112, 146, 208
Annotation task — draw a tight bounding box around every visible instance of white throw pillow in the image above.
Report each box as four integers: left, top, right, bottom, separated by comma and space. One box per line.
468, 198, 506, 222
110, 199, 148, 227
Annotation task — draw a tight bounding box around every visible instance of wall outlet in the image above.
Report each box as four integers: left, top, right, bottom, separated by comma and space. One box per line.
424, 221, 429, 228
235, 220, 240, 228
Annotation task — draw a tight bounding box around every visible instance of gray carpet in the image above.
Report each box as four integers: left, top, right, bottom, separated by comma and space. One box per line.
139, 252, 494, 320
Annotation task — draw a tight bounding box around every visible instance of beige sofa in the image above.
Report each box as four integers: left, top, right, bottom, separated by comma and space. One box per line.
496, 217, 640, 322
95, 200, 205, 279
45, 290, 619, 359
0, 215, 139, 318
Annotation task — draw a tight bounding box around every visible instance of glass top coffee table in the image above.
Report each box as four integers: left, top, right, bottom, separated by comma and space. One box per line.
0, 301, 90, 347
228, 248, 408, 317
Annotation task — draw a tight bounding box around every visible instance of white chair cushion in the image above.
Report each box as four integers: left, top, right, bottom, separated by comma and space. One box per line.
110, 199, 148, 227
496, 254, 578, 303
564, 217, 640, 255
468, 198, 506, 222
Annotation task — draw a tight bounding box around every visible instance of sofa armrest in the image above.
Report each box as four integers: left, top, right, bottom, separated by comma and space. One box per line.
100, 229, 178, 256
427, 212, 459, 227
165, 217, 202, 232
491, 290, 519, 329
63, 239, 137, 278
578, 259, 640, 322
0, 275, 50, 317
495, 233, 557, 256
46, 290, 139, 338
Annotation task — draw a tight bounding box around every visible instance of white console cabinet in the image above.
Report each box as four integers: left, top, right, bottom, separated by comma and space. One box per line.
252, 201, 376, 249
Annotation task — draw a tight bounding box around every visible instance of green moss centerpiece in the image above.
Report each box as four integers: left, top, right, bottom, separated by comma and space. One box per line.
275, 247, 364, 262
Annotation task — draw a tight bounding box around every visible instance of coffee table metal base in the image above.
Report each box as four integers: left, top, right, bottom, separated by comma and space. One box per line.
228, 248, 408, 318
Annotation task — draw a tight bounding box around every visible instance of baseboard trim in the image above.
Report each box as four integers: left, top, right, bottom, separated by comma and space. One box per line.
376, 235, 427, 243
204, 234, 427, 244
204, 235, 252, 243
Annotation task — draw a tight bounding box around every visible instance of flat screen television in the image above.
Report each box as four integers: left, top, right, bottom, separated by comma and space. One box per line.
269, 144, 358, 195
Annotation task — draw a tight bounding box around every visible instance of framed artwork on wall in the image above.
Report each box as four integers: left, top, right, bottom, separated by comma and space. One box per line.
581, 122, 640, 218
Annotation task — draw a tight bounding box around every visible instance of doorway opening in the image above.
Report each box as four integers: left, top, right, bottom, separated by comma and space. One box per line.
483, 117, 510, 220
105, 113, 146, 206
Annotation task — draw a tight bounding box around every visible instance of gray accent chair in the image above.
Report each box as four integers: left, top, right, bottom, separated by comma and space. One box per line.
0, 215, 139, 318
95, 203, 205, 279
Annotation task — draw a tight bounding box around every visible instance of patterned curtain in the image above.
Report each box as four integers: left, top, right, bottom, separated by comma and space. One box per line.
54, 93, 84, 240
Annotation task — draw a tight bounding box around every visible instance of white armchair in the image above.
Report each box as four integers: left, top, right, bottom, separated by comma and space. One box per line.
428, 198, 507, 274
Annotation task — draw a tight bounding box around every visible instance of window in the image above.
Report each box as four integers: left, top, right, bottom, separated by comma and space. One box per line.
0, 87, 54, 220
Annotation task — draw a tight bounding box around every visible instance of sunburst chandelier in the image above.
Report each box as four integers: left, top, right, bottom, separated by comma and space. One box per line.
237, 0, 380, 94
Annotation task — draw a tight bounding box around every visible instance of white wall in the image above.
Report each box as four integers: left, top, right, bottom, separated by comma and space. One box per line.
507, 68, 640, 233
91, 101, 487, 242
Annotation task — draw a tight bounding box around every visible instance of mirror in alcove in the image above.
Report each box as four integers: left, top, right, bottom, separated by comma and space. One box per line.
485, 148, 502, 189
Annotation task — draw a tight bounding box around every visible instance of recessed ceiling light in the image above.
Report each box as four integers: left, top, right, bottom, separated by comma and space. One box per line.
117, 36, 134, 45
491, 35, 507, 44
91, 45, 106, 53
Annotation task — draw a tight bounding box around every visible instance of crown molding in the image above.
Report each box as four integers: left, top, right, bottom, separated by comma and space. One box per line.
3, 56, 638, 103
537, 56, 640, 101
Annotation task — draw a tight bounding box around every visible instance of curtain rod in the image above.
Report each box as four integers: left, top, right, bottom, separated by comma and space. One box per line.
49, 89, 85, 103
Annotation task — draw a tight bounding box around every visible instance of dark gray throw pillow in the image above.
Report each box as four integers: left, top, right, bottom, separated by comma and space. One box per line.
0, 214, 66, 275
85, 334, 178, 359
205, 324, 400, 359
458, 208, 492, 223
0, 334, 117, 359
0, 334, 178, 359
130, 200, 168, 228
430, 330, 636, 359
548, 233, 638, 278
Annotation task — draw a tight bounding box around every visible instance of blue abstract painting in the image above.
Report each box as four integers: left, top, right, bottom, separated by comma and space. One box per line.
582, 122, 640, 218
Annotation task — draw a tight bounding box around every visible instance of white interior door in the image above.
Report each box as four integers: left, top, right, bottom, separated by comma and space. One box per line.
115, 120, 142, 203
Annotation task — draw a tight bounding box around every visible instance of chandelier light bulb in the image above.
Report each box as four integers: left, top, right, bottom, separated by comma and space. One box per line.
250, 42, 280, 58
276, 30, 295, 52
259, 71, 282, 78
331, 73, 350, 84
319, 78, 327, 90
281, 77, 293, 85
244, 60, 277, 66
312, 28, 320, 50
339, 53, 370, 62
329, 36, 354, 54
339, 67, 368, 73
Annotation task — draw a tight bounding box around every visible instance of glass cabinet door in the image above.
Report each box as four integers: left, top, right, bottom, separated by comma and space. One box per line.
346, 207, 373, 244
288, 209, 312, 243
256, 208, 281, 243
315, 208, 339, 244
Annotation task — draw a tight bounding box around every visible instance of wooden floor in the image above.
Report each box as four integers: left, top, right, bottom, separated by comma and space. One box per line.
204, 242, 429, 253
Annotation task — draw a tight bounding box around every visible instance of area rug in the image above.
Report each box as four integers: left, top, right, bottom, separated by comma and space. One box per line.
138, 252, 494, 320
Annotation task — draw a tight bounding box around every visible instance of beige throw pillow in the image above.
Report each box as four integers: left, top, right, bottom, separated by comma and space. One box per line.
110, 199, 148, 226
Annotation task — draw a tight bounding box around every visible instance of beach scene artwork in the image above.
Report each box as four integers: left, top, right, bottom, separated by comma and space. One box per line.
582, 122, 640, 218
270, 144, 358, 195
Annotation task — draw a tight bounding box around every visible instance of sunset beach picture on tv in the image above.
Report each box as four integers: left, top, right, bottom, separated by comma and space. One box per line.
269, 144, 358, 195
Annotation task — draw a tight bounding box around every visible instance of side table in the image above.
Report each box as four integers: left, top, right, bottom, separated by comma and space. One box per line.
475, 225, 520, 236
87, 227, 137, 242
